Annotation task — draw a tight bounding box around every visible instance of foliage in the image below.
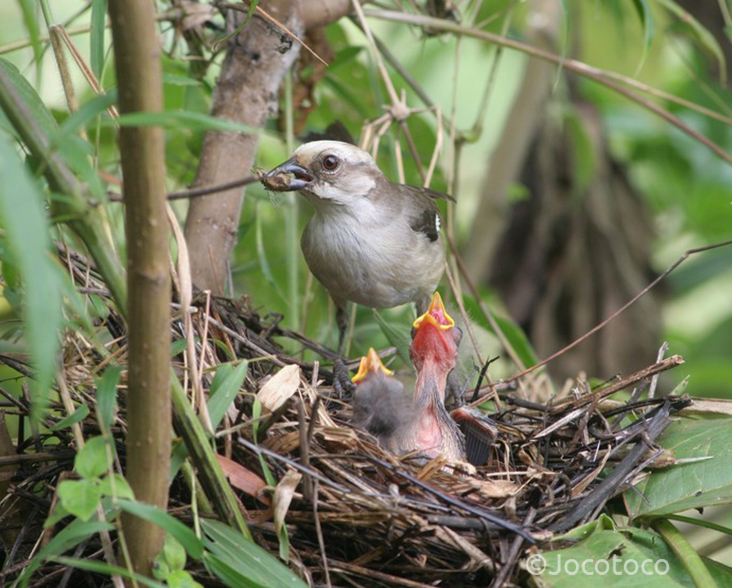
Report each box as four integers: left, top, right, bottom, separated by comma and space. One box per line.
0, 0, 732, 585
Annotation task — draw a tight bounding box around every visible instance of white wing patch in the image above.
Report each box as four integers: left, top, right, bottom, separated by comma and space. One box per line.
435, 214, 441, 232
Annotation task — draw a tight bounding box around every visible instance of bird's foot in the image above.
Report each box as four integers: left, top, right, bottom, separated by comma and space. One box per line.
332, 358, 355, 400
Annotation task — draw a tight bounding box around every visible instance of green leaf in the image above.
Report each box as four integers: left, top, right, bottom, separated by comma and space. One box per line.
0, 128, 62, 417
202, 519, 309, 588
372, 310, 411, 366
51, 404, 89, 431
656, 0, 727, 84
117, 499, 204, 560
255, 202, 286, 302
16, 0, 42, 73
534, 526, 732, 586
0, 58, 58, 136
110, 111, 259, 135
171, 338, 188, 357
163, 535, 188, 572
98, 473, 135, 501
167, 570, 204, 588
565, 108, 597, 195
96, 365, 121, 433
653, 518, 719, 588
208, 361, 248, 430
625, 417, 732, 518
18, 520, 114, 587
52, 557, 168, 588
630, 0, 654, 71
75, 435, 110, 479
90, 0, 107, 80
56, 91, 118, 138
57, 479, 103, 522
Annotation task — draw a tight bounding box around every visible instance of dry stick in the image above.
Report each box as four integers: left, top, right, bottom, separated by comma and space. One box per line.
47, 27, 85, 141
108, 175, 261, 202
364, 10, 732, 166
55, 25, 119, 119
489, 508, 536, 588
312, 480, 332, 588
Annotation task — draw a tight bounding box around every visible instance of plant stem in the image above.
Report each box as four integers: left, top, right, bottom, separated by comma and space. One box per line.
0, 67, 127, 311
108, 0, 171, 577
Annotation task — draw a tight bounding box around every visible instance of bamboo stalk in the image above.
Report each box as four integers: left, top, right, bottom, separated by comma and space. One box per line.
108, 0, 171, 578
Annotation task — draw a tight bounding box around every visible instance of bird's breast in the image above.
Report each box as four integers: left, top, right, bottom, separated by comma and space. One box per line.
301, 211, 444, 308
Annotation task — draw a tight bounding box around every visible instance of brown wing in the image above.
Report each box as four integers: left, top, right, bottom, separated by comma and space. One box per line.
392, 183, 452, 242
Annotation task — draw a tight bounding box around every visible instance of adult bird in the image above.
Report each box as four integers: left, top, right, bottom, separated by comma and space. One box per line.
263, 140, 452, 353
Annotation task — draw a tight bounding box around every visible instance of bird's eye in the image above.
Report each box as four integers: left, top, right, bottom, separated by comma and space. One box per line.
321, 154, 340, 172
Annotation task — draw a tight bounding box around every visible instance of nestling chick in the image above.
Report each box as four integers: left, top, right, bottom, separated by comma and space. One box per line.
351, 348, 415, 454
264, 141, 452, 351
408, 292, 465, 461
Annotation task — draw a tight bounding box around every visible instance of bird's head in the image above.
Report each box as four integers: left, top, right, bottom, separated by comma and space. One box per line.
352, 347, 394, 385
410, 292, 461, 374
264, 141, 381, 206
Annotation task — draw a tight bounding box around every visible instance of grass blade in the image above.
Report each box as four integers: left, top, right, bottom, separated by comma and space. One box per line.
90, 0, 107, 80
0, 130, 62, 418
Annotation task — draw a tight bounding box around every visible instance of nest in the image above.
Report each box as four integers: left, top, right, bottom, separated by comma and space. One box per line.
0, 245, 689, 588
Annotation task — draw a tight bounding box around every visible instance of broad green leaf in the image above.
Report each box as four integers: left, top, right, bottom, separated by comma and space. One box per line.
534, 526, 732, 587
208, 360, 248, 430
75, 435, 109, 479
171, 338, 188, 356
0, 58, 58, 136
18, 519, 114, 587
51, 404, 89, 431
96, 365, 121, 433
491, 314, 539, 368
167, 570, 204, 588
204, 553, 269, 588
625, 417, 732, 518
460, 294, 539, 368
57, 479, 102, 522
163, 535, 187, 572
372, 310, 411, 366
117, 499, 204, 560
202, 519, 309, 588
52, 557, 168, 588
90, 0, 107, 80
0, 129, 62, 417
98, 473, 135, 501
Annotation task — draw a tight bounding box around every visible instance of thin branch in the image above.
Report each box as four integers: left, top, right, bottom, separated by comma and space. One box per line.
363, 9, 732, 166
506, 239, 732, 382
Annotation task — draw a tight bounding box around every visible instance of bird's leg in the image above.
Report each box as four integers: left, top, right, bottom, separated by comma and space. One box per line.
336, 304, 349, 356
415, 295, 431, 317
333, 303, 355, 399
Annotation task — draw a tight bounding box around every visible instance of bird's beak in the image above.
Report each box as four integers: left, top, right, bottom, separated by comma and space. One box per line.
352, 348, 394, 384
413, 292, 455, 331
264, 158, 315, 191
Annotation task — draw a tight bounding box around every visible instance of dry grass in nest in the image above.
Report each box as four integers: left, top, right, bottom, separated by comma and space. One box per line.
0, 248, 689, 588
